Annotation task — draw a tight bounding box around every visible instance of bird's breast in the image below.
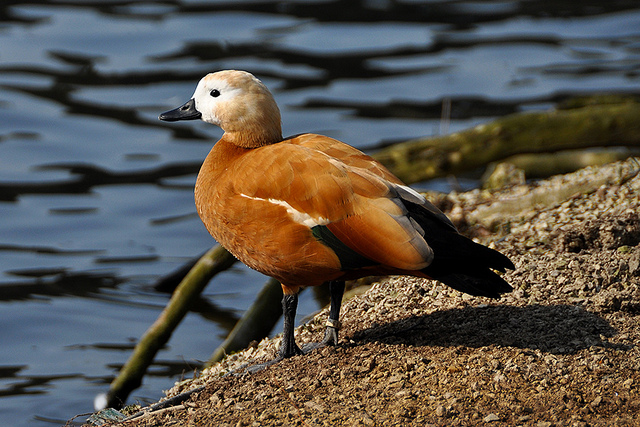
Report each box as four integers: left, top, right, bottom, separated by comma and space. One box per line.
193, 144, 343, 287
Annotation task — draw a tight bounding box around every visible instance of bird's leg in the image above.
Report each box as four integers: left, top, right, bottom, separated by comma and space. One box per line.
321, 280, 345, 346
302, 280, 345, 353
245, 291, 303, 373
278, 292, 304, 359
246, 283, 344, 373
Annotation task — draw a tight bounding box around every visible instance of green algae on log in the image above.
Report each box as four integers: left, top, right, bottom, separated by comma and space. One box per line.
372, 97, 640, 184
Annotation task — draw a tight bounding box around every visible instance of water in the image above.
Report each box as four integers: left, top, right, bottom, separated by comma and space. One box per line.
0, 1, 639, 425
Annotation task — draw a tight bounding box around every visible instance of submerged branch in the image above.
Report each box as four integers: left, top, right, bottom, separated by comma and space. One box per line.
207, 278, 283, 366
102, 245, 236, 409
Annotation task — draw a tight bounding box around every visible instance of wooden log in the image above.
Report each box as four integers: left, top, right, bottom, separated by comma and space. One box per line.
469, 157, 640, 229
100, 245, 236, 409
372, 99, 640, 184
500, 147, 640, 179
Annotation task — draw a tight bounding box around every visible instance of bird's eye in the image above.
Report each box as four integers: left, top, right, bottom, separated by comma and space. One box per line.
210, 89, 221, 98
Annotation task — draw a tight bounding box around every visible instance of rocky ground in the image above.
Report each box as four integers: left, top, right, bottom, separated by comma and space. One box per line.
96, 159, 640, 427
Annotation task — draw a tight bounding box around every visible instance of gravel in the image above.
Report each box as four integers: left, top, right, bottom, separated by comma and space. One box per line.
97, 159, 640, 427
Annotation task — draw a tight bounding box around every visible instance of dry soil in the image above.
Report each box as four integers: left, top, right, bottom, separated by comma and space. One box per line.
95, 159, 640, 427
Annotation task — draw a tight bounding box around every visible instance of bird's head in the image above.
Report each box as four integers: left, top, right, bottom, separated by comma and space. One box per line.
160, 70, 283, 148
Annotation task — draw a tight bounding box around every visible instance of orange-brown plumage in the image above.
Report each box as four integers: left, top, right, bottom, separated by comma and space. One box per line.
193, 131, 435, 293
159, 70, 514, 361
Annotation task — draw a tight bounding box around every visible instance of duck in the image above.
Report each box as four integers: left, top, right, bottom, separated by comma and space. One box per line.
159, 70, 514, 362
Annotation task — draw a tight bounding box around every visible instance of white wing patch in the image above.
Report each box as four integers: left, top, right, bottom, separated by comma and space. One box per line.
240, 193, 330, 228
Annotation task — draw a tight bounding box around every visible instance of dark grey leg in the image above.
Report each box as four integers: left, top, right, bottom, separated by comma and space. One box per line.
320, 280, 345, 346
245, 292, 303, 373
246, 282, 345, 373
278, 292, 303, 359
301, 280, 345, 353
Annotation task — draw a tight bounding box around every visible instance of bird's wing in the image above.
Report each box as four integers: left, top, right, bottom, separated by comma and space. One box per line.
231, 134, 445, 271
292, 133, 405, 184
297, 133, 457, 232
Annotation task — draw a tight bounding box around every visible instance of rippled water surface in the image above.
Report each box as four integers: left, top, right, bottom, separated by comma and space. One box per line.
1, 1, 639, 425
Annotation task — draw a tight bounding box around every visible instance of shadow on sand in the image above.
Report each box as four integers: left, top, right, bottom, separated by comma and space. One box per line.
350, 304, 628, 355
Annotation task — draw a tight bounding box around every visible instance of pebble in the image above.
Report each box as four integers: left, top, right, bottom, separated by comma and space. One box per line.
483, 413, 500, 423
435, 405, 447, 417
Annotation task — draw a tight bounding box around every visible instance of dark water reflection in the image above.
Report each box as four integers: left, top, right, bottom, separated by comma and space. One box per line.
0, 1, 639, 425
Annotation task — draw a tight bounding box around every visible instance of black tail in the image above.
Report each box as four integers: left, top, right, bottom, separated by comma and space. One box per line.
422, 232, 514, 298
404, 199, 514, 299
427, 266, 513, 299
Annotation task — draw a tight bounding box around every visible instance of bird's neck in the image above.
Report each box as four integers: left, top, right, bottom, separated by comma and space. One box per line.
224, 126, 283, 148
221, 101, 283, 148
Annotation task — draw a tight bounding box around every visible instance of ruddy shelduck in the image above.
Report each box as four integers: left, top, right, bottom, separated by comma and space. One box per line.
160, 70, 514, 363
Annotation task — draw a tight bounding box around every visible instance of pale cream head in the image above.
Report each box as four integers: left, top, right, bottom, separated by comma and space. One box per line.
191, 70, 283, 148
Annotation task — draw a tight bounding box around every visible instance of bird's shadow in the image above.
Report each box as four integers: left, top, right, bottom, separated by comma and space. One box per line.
348, 304, 629, 355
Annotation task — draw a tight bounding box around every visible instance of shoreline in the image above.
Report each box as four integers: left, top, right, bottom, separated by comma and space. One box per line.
94, 158, 640, 427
